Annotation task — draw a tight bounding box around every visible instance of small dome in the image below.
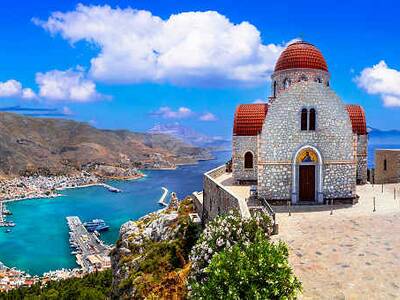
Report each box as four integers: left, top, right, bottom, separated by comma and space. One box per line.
275, 41, 328, 72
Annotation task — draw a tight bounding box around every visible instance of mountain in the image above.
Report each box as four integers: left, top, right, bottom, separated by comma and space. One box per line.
368, 127, 400, 145
0, 113, 212, 177
148, 123, 231, 151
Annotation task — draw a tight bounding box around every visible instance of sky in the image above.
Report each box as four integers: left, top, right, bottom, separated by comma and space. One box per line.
0, 0, 399, 139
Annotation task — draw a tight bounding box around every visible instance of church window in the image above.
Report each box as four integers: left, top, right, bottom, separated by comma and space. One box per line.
273, 81, 277, 97
244, 152, 254, 169
299, 75, 308, 82
315, 77, 322, 83
283, 78, 291, 89
301, 109, 308, 131
384, 159, 387, 171
309, 108, 316, 130
327, 81, 330, 87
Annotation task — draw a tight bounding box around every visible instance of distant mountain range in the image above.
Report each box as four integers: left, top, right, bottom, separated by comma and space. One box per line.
148, 123, 231, 151
0, 113, 212, 177
368, 127, 400, 145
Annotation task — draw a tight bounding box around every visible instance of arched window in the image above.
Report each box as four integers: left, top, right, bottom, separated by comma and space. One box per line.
326, 81, 330, 87
309, 108, 316, 130
384, 159, 387, 171
299, 75, 308, 82
273, 81, 277, 97
244, 152, 254, 169
315, 77, 322, 83
283, 78, 291, 89
301, 108, 308, 131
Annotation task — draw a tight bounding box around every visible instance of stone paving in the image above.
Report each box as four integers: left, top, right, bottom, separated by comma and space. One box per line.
273, 183, 400, 299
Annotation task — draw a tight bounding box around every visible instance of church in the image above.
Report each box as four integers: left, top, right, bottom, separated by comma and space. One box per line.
231, 41, 367, 204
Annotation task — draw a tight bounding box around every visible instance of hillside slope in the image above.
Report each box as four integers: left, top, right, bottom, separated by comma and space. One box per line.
0, 113, 212, 176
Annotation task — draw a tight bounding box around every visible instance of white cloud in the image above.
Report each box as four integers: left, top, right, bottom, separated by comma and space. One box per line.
356, 60, 400, 107
152, 106, 193, 119
0, 79, 37, 100
22, 88, 37, 100
252, 98, 265, 104
35, 69, 103, 102
199, 112, 217, 121
34, 4, 287, 86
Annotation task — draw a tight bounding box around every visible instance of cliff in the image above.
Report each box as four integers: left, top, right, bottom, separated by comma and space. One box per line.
0, 112, 212, 176
111, 197, 200, 299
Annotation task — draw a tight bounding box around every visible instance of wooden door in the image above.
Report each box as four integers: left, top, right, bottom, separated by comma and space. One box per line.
299, 165, 315, 201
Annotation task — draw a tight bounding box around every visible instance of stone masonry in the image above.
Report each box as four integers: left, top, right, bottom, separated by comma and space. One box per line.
232, 135, 258, 182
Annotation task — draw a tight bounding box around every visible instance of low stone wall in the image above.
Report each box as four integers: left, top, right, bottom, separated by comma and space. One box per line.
202, 165, 251, 222
192, 191, 203, 216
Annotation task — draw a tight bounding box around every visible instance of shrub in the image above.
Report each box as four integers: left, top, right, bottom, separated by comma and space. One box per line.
189, 211, 272, 283
189, 232, 302, 299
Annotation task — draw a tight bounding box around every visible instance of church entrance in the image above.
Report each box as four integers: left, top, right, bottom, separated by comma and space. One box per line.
299, 165, 315, 201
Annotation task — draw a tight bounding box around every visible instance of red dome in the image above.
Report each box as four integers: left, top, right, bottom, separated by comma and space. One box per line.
275, 41, 328, 72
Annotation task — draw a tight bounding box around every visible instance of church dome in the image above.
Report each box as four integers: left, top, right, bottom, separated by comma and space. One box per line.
275, 41, 328, 72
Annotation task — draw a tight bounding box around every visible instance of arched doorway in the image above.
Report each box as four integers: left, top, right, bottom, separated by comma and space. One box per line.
292, 146, 323, 204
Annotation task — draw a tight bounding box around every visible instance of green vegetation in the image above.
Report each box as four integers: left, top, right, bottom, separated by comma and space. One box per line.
189, 232, 302, 299
0, 269, 112, 300
115, 197, 201, 299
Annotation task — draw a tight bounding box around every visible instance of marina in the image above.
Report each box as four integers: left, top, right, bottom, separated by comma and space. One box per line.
66, 216, 112, 273
0, 202, 15, 228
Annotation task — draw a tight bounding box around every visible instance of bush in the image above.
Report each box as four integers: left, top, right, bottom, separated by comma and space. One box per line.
189, 232, 302, 299
189, 211, 272, 283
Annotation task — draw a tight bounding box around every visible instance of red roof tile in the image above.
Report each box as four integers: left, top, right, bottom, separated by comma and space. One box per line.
275, 41, 328, 72
233, 103, 268, 136
346, 104, 367, 135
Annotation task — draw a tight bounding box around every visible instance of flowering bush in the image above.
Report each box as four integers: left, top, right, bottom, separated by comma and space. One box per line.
188, 211, 272, 283
189, 232, 302, 299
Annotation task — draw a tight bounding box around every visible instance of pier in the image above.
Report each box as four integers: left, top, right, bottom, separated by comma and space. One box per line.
66, 216, 111, 273
158, 187, 169, 206
0, 202, 15, 227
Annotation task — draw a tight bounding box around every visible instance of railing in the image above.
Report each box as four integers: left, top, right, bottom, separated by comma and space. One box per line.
247, 195, 278, 234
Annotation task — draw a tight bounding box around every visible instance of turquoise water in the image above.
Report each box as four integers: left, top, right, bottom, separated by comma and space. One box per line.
0, 151, 231, 275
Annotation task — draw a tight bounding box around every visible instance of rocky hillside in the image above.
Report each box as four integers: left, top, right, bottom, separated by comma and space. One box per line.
111, 196, 200, 299
0, 112, 212, 176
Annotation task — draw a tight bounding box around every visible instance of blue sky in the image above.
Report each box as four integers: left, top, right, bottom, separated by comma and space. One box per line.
0, 0, 399, 139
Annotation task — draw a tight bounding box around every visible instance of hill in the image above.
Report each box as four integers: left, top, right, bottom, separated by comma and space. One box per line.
0, 113, 212, 177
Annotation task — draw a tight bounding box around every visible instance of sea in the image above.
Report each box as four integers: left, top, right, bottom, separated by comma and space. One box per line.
0, 144, 398, 275
0, 151, 231, 275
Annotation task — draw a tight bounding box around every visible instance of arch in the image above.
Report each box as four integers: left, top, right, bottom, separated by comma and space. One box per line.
299, 74, 308, 82
292, 145, 324, 204
283, 78, 291, 89
309, 108, 316, 131
301, 108, 308, 131
315, 77, 322, 83
244, 151, 254, 169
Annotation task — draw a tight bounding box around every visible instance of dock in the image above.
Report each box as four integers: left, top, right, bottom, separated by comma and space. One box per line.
158, 187, 169, 206
66, 216, 111, 273
0, 202, 15, 227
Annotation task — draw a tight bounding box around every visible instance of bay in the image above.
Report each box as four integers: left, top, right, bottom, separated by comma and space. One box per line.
0, 151, 231, 275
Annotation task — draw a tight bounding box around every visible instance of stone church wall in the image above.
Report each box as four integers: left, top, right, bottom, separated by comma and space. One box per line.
258, 81, 356, 201
232, 135, 258, 182
356, 134, 368, 184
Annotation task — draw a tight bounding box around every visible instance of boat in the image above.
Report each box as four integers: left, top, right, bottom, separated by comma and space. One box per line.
83, 219, 110, 232
5, 229, 11, 233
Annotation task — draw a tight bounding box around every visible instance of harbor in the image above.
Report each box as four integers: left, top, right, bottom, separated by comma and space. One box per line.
66, 216, 112, 273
